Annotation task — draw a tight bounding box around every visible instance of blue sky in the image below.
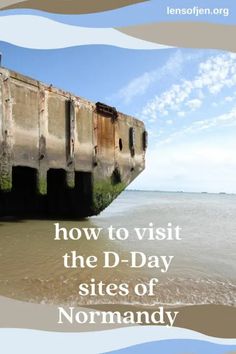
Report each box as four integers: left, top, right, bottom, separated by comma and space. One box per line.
1, 43, 236, 193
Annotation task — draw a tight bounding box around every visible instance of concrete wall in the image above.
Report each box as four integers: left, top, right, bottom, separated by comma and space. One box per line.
0, 67, 146, 217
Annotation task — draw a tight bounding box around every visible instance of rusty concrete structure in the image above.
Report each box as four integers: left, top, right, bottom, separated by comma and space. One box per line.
0, 67, 147, 218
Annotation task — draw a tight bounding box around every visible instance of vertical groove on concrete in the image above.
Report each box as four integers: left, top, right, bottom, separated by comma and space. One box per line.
66, 98, 75, 189
38, 87, 47, 195
0, 71, 13, 192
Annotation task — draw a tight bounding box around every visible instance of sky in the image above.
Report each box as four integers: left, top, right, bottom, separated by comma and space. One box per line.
0, 42, 236, 193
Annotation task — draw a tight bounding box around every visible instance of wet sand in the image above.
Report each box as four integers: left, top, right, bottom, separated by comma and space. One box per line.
0, 191, 235, 307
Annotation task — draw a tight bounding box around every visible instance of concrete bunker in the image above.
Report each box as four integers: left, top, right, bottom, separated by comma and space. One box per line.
0, 67, 147, 218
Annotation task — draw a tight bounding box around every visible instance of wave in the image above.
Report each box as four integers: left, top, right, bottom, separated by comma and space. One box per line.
1, 0, 235, 28
0, 0, 146, 14
0, 15, 169, 50
0, 327, 236, 354
2, 275, 234, 307
104, 339, 236, 354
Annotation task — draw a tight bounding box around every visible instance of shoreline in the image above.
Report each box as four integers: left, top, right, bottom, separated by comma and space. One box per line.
0, 295, 235, 337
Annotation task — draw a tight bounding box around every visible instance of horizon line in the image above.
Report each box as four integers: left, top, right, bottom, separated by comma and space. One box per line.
126, 189, 236, 195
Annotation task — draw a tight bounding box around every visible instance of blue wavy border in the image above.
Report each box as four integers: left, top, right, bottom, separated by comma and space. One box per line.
104, 339, 236, 354
1, 327, 236, 354
0, 0, 235, 28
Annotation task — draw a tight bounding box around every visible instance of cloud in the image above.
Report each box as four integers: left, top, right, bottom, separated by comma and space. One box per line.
224, 91, 236, 103
110, 50, 184, 104
141, 52, 236, 121
225, 96, 234, 102
130, 136, 236, 193
177, 111, 186, 117
129, 52, 236, 193
186, 98, 202, 110
158, 106, 236, 145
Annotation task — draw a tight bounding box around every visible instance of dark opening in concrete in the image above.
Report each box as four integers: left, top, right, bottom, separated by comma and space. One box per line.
129, 127, 135, 157
12, 166, 37, 193
119, 138, 123, 151
47, 169, 93, 218
0, 166, 40, 216
111, 168, 122, 185
0, 168, 94, 219
47, 169, 67, 216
